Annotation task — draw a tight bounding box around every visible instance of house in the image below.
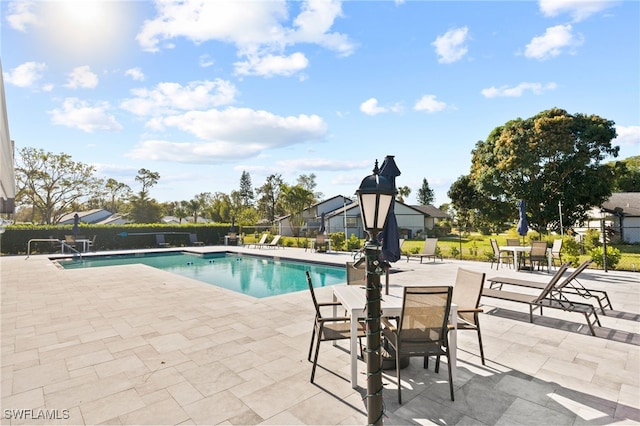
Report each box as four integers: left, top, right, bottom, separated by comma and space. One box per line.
578, 193, 640, 243
275, 195, 448, 239
59, 209, 114, 225
277, 195, 354, 237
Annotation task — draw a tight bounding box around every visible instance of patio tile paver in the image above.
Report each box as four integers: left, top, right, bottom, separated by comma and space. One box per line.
2, 247, 639, 424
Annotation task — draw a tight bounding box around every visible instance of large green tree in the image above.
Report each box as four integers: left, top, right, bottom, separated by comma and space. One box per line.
256, 174, 284, 224
280, 183, 314, 236
417, 178, 435, 205
608, 155, 640, 192
238, 171, 254, 207
129, 168, 163, 223
469, 108, 619, 233
15, 147, 103, 224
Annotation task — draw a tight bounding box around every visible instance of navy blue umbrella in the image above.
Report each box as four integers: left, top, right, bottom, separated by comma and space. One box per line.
319, 212, 326, 234
516, 200, 528, 244
72, 213, 79, 237
379, 155, 401, 263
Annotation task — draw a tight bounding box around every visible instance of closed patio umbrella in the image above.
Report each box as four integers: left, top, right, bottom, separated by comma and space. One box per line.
379, 155, 401, 263
516, 200, 528, 244
72, 213, 79, 237
319, 212, 326, 234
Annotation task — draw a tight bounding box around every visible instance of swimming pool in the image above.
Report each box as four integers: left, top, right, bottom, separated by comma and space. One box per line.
56, 252, 347, 298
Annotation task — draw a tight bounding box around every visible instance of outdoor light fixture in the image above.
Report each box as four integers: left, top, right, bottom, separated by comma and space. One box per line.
355, 160, 395, 426
356, 161, 394, 239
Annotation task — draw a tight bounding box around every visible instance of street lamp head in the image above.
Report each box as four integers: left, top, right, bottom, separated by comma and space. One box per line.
356, 160, 395, 238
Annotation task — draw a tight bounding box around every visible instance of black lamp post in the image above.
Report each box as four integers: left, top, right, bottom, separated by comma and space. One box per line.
600, 208, 608, 273
356, 160, 395, 426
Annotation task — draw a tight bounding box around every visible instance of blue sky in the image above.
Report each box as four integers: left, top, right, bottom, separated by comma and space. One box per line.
2, 0, 639, 207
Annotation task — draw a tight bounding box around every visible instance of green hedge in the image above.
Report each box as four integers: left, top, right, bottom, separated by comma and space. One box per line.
0, 224, 235, 255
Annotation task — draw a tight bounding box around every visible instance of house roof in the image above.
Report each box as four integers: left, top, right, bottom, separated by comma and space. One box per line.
408, 204, 449, 218
602, 192, 640, 217
59, 209, 113, 224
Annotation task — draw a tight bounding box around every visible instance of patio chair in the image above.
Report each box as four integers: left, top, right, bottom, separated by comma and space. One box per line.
407, 237, 442, 263
314, 234, 330, 253
306, 271, 365, 383
261, 234, 282, 249
346, 260, 391, 294
506, 238, 523, 267
64, 235, 77, 251
482, 263, 602, 335
382, 285, 454, 403
250, 233, 269, 248
488, 260, 612, 314
189, 233, 204, 246
490, 238, 512, 270
550, 239, 563, 267
451, 268, 486, 365
523, 241, 549, 272
506, 238, 521, 246
86, 235, 97, 251
156, 234, 170, 248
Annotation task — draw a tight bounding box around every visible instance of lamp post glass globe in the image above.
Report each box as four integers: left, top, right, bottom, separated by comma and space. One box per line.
356, 160, 395, 239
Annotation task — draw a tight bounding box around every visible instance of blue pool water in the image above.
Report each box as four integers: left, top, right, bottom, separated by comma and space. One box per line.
56, 252, 346, 298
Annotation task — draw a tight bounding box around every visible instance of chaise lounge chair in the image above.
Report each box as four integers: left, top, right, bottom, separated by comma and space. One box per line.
257, 234, 282, 249
482, 262, 601, 335
249, 233, 269, 248
407, 237, 442, 263
487, 260, 612, 314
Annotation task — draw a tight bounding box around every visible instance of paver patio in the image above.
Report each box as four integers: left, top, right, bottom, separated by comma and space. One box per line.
1, 246, 639, 425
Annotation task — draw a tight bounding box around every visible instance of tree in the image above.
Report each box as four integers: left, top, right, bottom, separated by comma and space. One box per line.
297, 173, 322, 201
135, 168, 159, 196
238, 171, 254, 207
469, 108, 619, 232
280, 183, 315, 236
256, 174, 284, 224
608, 156, 640, 192
417, 178, 435, 205
15, 147, 103, 224
105, 178, 131, 213
207, 192, 231, 222
396, 186, 411, 203
186, 198, 202, 223
129, 168, 163, 223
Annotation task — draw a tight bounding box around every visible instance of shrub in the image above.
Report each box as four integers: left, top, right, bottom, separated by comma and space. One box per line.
584, 229, 600, 251
449, 246, 460, 259
589, 246, 621, 269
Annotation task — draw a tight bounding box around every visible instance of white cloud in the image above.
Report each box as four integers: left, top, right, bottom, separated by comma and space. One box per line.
135, 0, 353, 78
49, 98, 123, 133
539, 0, 616, 22
614, 125, 640, 148
65, 65, 99, 89
276, 158, 368, 171
360, 98, 402, 116
289, 0, 355, 57
199, 54, 215, 68
414, 95, 447, 113
235, 52, 309, 77
127, 107, 327, 163
432, 27, 469, 64
125, 67, 145, 81
3, 61, 46, 88
525, 24, 583, 60
6, 1, 38, 32
481, 82, 558, 98
120, 79, 237, 117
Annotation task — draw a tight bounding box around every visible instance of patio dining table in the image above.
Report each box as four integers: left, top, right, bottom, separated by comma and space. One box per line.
332, 284, 457, 389
499, 245, 552, 272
